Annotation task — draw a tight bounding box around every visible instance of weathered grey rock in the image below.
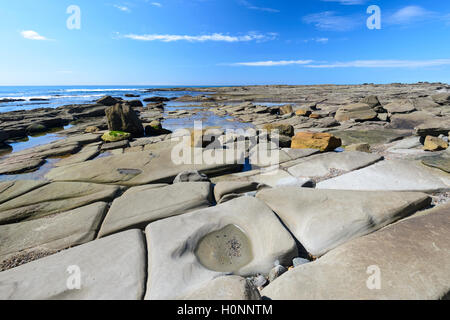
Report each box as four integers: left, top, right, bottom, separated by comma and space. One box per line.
0, 156, 46, 175
250, 168, 314, 187
251, 275, 268, 288
257, 187, 430, 257
387, 111, 436, 130
268, 265, 287, 282
0, 202, 108, 267
214, 181, 260, 202
335, 103, 377, 122
317, 160, 450, 192
421, 152, 450, 173
331, 130, 408, 146
261, 203, 450, 300
384, 100, 416, 114
98, 182, 212, 237
46, 148, 243, 186
248, 144, 307, 168
211, 166, 314, 188
100, 139, 130, 151
0, 180, 49, 205
345, 143, 371, 153
0, 229, 146, 300
286, 151, 382, 179
432, 93, 450, 105
386, 136, 421, 152
62, 133, 102, 145
0, 134, 102, 174
292, 258, 310, 267
105, 103, 144, 137
412, 96, 441, 111
414, 119, 450, 137
0, 182, 120, 224
55, 146, 100, 167
360, 95, 382, 110
281, 148, 319, 160
144, 196, 297, 300
173, 170, 210, 183
182, 276, 261, 300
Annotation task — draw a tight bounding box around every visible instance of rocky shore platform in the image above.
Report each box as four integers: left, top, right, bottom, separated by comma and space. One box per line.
0, 83, 449, 300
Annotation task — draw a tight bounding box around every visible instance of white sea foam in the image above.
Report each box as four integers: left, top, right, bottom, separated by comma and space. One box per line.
0, 94, 104, 101
62, 88, 144, 92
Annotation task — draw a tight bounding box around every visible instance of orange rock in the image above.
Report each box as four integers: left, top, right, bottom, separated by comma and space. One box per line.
279, 105, 294, 115
423, 136, 448, 151
309, 113, 321, 119
295, 109, 311, 117
291, 132, 342, 152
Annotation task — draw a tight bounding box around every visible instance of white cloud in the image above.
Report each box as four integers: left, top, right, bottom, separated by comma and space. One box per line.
229, 60, 314, 66
123, 32, 277, 42
20, 30, 50, 41
304, 38, 329, 43
321, 0, 366, 5
151, 2, 162, 7
114, 4, 131, 12
387, 6, 433, 25
225, 59, 450, 68
306, 59, 450, 68
238, 0, 279, 13
302, 11, 362, 31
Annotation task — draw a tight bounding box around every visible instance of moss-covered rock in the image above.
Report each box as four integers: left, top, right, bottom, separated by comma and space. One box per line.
101, 131, 131, 142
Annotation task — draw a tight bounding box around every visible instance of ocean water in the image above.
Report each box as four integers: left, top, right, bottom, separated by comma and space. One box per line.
0, 86, 254, 180
0, 85, 213, 113
0, 86, 252, 153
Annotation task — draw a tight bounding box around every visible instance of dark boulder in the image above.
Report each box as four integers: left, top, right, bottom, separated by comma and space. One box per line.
125, 100, 144, 108
143, 96, 170, 103
97, 96, 122, 106
105, 103, 144, 137
26, 123, 47, 134
0, 130, 8, 143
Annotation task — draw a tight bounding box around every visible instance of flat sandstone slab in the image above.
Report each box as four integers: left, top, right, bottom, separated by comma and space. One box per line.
144, 196, 297, 300
0, 202, 108, 269
256, 187, 430, 257
0, 180, 49, 205
98, 182, 212, 237
0, 182, 120, 224
261, 202, 450, 300
45, 148, 243, 186
0, 229, 147, 300
317, 160, 450, 192
286, 151, 382, 179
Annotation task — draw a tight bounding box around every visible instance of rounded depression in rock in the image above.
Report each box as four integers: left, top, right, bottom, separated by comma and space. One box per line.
195, 224, 253, 273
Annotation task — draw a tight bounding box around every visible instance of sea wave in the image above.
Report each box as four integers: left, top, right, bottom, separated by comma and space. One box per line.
61, 88, 145, 92
0, 94, 104, 101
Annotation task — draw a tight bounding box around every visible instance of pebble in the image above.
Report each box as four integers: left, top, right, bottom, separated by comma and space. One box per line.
293, 257, 310, 267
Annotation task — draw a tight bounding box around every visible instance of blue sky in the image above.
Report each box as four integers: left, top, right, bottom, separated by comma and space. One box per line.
1, 0, 450, 85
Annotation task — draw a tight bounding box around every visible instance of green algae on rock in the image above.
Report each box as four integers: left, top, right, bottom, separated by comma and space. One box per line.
101, 130, 131, 142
